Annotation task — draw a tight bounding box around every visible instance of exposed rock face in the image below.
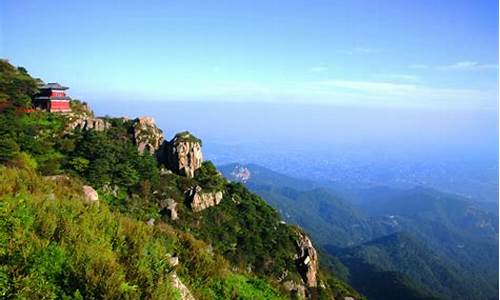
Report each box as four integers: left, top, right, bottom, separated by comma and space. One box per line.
131, 116, 164, 154
67, 116, 110, 132
231, 165, 251, 182
160, 198, 178, 220
170, 274, 195, 300
82, 185, 99, 203
166, 253, 179, 268
188, 186, 223, 212
283, 280, 307, 299
162, 132, 203, 178
296, 231, 318, 288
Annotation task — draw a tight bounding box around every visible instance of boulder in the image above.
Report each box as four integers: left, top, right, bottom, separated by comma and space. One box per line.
166, 199, 178, 220
82, 185, 99, 203
67, 116, 110, 132
131, 116, 164, 154
160, 198, 179, 220
188, 186, 223, 212
171, 274, 195, 300
231, 165, 252, 182
283, 280, 307, 299
296, 231, 318, 288
167, 254, 179, 268
161, 132, 203, 178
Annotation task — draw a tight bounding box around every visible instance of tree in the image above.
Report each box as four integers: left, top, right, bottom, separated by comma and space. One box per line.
0, 137, 20, 163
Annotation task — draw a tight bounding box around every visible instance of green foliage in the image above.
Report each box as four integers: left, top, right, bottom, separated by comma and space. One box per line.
65, 130, 161, 190
194, 161, 226, 191
0, 166, 290, 299
222, 164, 499, 300
0, 60, 38, 108
173, 181, 300, 281
0, 137, 19, 163
210, 274, 285, 300
172, 131, 202, 146
0, 62, 361, 299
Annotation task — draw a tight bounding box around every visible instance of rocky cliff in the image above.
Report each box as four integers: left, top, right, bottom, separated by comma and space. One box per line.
131, 116, 164, 154
161, 131, 203, 178
296, 231, 319, 288
66, 115, 111, 132
187, 186, 223, 212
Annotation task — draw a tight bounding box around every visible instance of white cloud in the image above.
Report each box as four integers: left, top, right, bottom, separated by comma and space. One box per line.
304, 79, 496, 109
149, 78, 497, 110
410, 61, 497, 71
309, 66, 329, 73
438, 61, 498, 70
315, 80, 417, 95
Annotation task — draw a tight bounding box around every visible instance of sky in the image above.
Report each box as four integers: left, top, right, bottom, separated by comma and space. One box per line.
1, 0, 498, 110
1, 0, 498, 199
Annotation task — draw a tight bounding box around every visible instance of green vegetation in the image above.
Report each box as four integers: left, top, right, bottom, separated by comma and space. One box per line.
0, 59, 39, 108
0, 59, 365, 299
171, 131, 202, 146
0, 165, 288, 299
194, 161, 226, 192
221, 163, 499, 300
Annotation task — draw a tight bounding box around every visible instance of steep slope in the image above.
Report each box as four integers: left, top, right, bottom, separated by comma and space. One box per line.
355, 187, 499, 300
334, 232, 479, 300
221, 163, 499, 300
0, 166, 287, 299
221, 163, 392, 247
0, 60, 361, 299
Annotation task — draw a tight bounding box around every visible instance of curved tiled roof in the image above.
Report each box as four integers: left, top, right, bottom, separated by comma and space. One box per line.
39, 82, 69, 90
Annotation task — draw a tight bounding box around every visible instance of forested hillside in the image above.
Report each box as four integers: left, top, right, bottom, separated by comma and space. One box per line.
0, 60, 361, 299
221, 163, 499, 300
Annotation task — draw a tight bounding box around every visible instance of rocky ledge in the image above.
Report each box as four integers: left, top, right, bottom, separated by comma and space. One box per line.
131, 116, 164, 154
160, 131, 203, 178
296, 231, 318, 288
188, 186, 223, 212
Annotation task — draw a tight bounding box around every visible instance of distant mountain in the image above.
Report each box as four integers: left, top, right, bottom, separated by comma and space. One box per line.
334, 232, 487, 300
220, 163, 393, 247
220, 163, 499, 300
354, 186, 499, 299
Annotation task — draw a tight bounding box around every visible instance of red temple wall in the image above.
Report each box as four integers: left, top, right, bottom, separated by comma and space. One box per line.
49, 100, 71, 112
50, 91, 66, 97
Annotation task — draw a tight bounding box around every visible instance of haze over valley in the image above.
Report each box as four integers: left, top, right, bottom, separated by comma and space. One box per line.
91, 100, 499, 203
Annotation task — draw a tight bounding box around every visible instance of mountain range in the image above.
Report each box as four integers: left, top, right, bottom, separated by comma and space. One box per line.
220, 163, 499, 300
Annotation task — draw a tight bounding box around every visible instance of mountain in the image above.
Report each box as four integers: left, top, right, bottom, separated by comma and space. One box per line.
221, 163, 499, 300
220, 163, 393, 247
335, 232, 485, 300
0, 60, 362, 299
354, 187, 499, 299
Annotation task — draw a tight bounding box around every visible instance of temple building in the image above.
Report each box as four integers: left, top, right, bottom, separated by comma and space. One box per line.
33, 83, 72, 112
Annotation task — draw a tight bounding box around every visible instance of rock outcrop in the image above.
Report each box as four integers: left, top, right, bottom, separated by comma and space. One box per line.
160, 198, 179, 220
131, 117, 164, 154
170, 274, 195, 300
283, 280, 307, 299
82, 185, 99, 203
188, 186, 223, 212
161, 132, 203, 178
295, 231, 318, 288
231, 165, 251, 182
67, 116, 110, 132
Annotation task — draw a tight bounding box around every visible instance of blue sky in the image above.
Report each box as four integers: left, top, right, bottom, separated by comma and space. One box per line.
1, 0, 498, 109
